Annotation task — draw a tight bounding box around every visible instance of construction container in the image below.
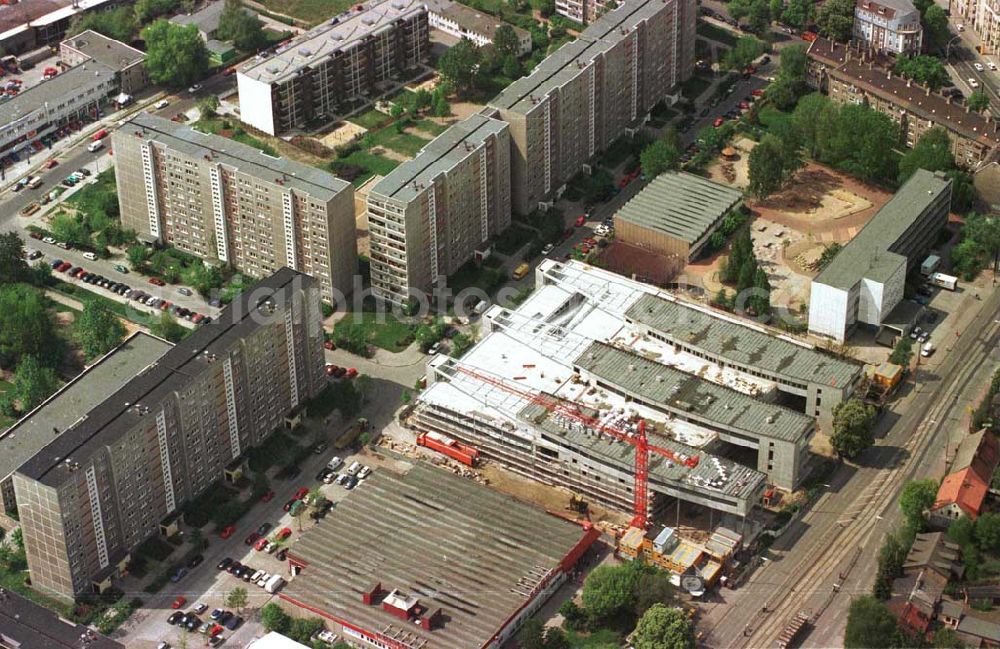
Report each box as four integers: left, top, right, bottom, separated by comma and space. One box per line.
871, 363, 904, 390
416, 432, 480, 466
921, 254, 941, 276
930, 272, 958, 291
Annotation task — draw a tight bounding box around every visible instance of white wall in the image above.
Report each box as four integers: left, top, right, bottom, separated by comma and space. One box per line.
236, 73, 276, 136
808, 281, 850, 342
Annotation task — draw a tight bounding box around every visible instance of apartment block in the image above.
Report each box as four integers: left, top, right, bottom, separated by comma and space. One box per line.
366, 114, 511, 303
12, 269, 325, 602
555, 0, 614, 25
486, 0, 695, 215
853, 0, 922, 56
951, 0, 1000, 60
114, 113, 356, 303
807, 38, 1000, 167
237, 0, 429, 136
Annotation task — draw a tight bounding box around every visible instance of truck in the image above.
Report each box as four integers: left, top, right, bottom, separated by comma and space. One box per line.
264, 574, 285, 593
416, 431, 480, 466
27, 176, 42, 189
921, 254, 942, 276
930, 272, 958, 291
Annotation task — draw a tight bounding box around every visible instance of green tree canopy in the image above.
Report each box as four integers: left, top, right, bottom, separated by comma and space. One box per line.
748, 135, 790, 198
923, 4, 950, 47
844, 596, 899, 648
135, 0, 179, 23
438, 38, 483, 97
947, 514, 976, 547
824, 104, 899, 184
260, 602, 291, 633
493, 24, 521, 59
517, 618, 546, 649
0, 355, 59, 417
142, 21, 210, 88
0, 232, 29, 285
74, 301, 126, 361
830, 398, 877, 459
217, 0, 267, 51
50, 213, 91, 250
640, 137, 681, 178
0, 284, 60, 368
634, 570, 675, 618
899, 127, 955, 184
893, 55, 950, 90
581, 561, 643, 623
975, 512, 1000, 552
225, 586, 248, 613
632, 603, 695, 649
67, 6, 137, 42
781, 0, 814, 28
816, 0, 855, 41
899, 479, 937, 530
873, 529, 909, 599
888, 336, 913, 366
723, 36, 768, 70
969, 89, 991, 113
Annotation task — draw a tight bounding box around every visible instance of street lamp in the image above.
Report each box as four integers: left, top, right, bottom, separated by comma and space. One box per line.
945, 34, 963, 60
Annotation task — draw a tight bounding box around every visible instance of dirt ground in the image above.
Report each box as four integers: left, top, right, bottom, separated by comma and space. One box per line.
319, 121, 367, 148
705, 137, 754, 189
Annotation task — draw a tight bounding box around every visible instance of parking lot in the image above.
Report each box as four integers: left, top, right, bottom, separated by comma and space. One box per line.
119, 445, 381, 649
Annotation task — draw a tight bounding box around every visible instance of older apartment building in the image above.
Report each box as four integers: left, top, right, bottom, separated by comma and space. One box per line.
951, 0, 1000, 60
853, 0, 923, 56
807, 38, 1000, 167
485, 0, 695, 216
114, 113, 356, 303
555, 0, 614, 24
366, 114, 511, 303
237, 0, 429, 136
12, 269, 325, 602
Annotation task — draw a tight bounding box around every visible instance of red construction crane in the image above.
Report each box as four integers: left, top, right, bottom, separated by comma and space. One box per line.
452, 365, 699, 528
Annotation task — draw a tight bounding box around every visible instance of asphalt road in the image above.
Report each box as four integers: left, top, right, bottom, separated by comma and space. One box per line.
0, 145, 106, 230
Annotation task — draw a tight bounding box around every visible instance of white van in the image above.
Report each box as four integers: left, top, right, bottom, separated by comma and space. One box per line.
921, 342, 935, 357
87, 140, 104, 153
82, 251, 97, 261
346, 461, 361, 476
326, 455, 343, 471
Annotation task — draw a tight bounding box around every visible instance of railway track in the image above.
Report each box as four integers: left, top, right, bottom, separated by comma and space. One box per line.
732, 303, 1000, 648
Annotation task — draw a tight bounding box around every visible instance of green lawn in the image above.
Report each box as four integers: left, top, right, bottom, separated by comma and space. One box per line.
257, 0, 353, 25
52, 281, 160, 328
567, 628, 622, 648
697, 21, 740, 47
370, 128, 432, 157
351, 108, 392, 131
194, 119, 277, 156
333, 311, 416, 352
331, 151, 401, 187
411, 119, 448, 136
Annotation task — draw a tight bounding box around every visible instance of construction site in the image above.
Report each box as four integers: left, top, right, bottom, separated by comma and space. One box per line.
407, 260, 866, 541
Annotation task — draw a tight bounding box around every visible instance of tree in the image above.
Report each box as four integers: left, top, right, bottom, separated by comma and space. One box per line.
769, 0, 784, 22
747, 0, 772, 32
225, 586, 248, 613
543, 627, 571, 649
969, 89, 991, 113
816, 0, 855, 42
438, 38, 483, 97
152, 311, 186, 343
0, 284, 60, 368
517, 618, 546, 649
135, 0, 180, 23
632, 603, 695, 649
888, 336, 913, 366
873, 530, 908, 599
817, 242, 842, 270
893, 55, 950, 90
899, 479, 937, 530
844, 596, 899, 648
127, 245, 151, 270
823, 104, 899, 184
493, 24, 520, 60
198, 95, 220, 120
260, 602, 291, 633
923, 4, 950, 47
748, 135, 789, 198
142, 21, 210, 89
830, 398, 877, 459
723, 36, 768, 71
933, 628, 965, 649
50, 213, 91, 249
947, 514, 976, 547
75, 300, 126, 361
0, 232, 29, 285
781, 0, 814, 28
0, 355, 59, 416
640, 139, 681, 178
899, 127, 955, 184
217, 0, 267, 51
634, 570, 675, 618
975, 512, 1000, 552
433, 89, 451, 117
581, 562, 642, 623
68, 6, 137, 42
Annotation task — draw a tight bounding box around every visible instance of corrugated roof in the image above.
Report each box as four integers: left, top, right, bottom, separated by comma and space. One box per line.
369, 114, 507, 203
814, 169, 952, 289
282, 463, 592, 649
573, 342, 813, 443
625, 293, 862, 389
613, 171, 743, 244
121, 112, 350, 202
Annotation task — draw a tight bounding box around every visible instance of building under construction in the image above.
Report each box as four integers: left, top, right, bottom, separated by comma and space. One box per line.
412, 261, 864, 521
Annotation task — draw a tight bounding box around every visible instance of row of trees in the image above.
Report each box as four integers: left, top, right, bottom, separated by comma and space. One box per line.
727, 0, 814, 33
719, 227, 771, 316
437, 24, 524, 100
951, 212, 1000, 279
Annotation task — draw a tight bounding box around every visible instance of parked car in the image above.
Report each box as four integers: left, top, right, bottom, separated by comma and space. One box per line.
187, 554, 204, 568
225, 615, 243, 631
149, 277, 166, 286
168, 611, 184, 625
154, 99, 169, 109
178, 287, 192, 296
171, 596, 187, 609
294, 487, 309, 500
276, 527, 292, 541
217, 557, 233, 570
244, 533, 260, 546
260, 490, 275, 503
219, 525, 235, 539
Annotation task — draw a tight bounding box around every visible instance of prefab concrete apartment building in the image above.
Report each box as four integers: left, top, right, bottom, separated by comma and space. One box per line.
114, 113, 356, 304
485, 0, 695, 216
12, 269, 326, 601
808, 169, 952, 343
366, 114, 511, 303
237, 0, 430, 136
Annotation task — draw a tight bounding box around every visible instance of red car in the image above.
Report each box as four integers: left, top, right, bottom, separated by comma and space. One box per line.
739, 101, 750, 110
323, 340, 335, 350
294, 487, 309, 500
219, 525, 235, 539
275, 527, 292, 541
210, 624, 224, 637
92, 129, 108, 141
260, 490, 275, 503
574, 215, 586, 227
159, 300, 171, 310
149, 277, 165, 286
751, 88, 764, 96
254, 536, 269, 551
345, 368, 358, 379
713, 117, 725, 128
583, 237, 597, 246
44, 159, 57, 169
29, 231, 42, 240
244, 533, 260, 546
325, 364, 338, 376
171, 596, 186, 609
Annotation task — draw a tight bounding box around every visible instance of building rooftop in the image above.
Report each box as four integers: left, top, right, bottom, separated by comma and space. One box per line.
625, 292, 862, 390
613, 171, 743, 244
489, 0, 666, 114
60, 30, 145, 71
0, 61, 116, 133
17, 269, 314, 488
239, 0, 427, 85
573, 342, 813, 444
282, 463, 596, 649
170, 0, 226, 33
370, 113, 507, 203
0, 588, 123, 649
120, 112, 350, 201
814, 169, 952, 289
246, 633, 312, 649
426, 0, 529, 41
951, 428, 1000, 484
855, 0, 919, 19
806, 35, 848, 67
0, 332, 171, 485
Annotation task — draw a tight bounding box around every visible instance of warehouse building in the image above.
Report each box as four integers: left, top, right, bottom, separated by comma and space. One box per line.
237, 0, 429, 136
366, 114, 511, 303
613, 171, 743, 262
808, 169, 952, 343
13, 269, 326, 601
485, 0, 695, 215
114, 113, 357, 304
0, 589, 123, 649
281, 463, 600, 649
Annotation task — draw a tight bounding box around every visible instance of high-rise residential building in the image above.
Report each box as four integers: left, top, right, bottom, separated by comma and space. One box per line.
237, 0, 430, 136
366, 114, 511, 303
951, 0, 1000, 62
486, 0, 695, 216
852, 0, 923, 56
114, 113, 357, 304
13, 269, 325, 602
